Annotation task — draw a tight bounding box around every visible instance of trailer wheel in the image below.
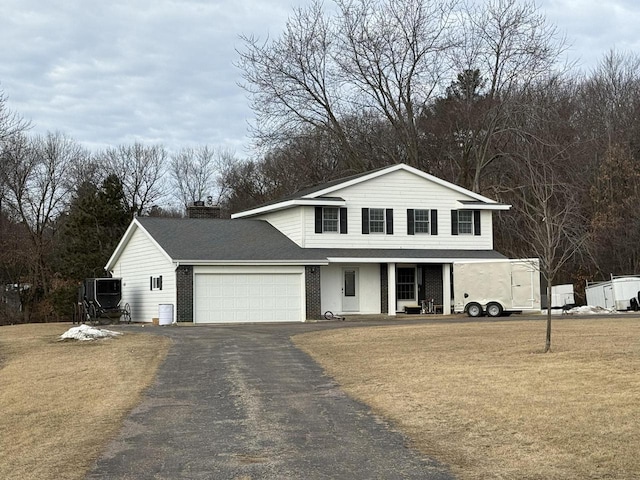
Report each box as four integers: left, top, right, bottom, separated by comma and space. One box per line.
486, 302, 503, 317
122, 303, 131, 324
88, 304, 97, 324
466, 302, 483, 317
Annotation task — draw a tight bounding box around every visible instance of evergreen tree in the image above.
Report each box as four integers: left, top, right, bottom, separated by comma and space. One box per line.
57, 174, 130, 281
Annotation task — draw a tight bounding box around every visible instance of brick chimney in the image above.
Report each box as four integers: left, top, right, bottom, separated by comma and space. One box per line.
187, 200, 221, 219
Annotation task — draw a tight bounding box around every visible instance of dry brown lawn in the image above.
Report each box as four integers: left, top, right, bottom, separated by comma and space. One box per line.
0, 323, 170, 480
294, 317, 640, 480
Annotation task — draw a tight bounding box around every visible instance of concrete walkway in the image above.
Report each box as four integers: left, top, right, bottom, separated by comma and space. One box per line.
88, 322, 455, 479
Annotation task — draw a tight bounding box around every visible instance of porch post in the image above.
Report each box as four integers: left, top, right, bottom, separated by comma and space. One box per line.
387, 263, 396, 316
442, 263, 451, 315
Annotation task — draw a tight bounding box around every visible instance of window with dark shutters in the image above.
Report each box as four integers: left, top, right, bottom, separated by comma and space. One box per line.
339, 207, 347, 234
315, 207, 323, 233
362, 208, 370, 234
362, 207, 392, 234
452, 210, 480, 235
315, 206, 345, 233
150, 275, 162, 291
408, 209, 437, 235
451, 210, 458, 236
431, 209, 438, 235
385, 209, 393, 234
407, 209, 415, 235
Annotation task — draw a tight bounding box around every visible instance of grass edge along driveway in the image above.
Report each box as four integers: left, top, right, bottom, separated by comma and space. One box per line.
293, 317, 640, 480
0, 323, 170, 480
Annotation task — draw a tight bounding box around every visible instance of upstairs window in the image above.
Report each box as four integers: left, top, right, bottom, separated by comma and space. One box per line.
451, 210, 481, 236
407, 209, 438, 235
369, 208, 385, 233
322, 207, 339, 232
457, 210, 473, 234
414, 209, 430, 234
315, 207, 347, 234
362, 208, 393, 234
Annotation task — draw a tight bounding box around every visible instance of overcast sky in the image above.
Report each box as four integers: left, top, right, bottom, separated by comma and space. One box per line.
1, 0, 639, 157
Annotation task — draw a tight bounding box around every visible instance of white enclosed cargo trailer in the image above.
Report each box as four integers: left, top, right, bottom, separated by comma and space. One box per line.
453, 259, 541, 317
585, 276, 640, 311
551, 284, 575, 308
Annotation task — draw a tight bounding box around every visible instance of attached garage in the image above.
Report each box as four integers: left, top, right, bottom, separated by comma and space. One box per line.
193, 266, 306, 323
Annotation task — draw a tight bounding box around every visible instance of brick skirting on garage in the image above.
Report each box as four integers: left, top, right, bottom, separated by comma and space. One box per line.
176, 265, 194, 322
305, 266, 322, 320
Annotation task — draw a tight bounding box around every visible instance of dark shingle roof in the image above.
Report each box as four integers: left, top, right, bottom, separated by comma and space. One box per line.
137, 217, 325, 262
136, 217, 506, 263
232, 166, 389, 214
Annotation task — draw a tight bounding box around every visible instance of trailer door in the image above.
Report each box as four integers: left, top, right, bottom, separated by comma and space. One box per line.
511, 262, 535, 309
604, 284, 614, 309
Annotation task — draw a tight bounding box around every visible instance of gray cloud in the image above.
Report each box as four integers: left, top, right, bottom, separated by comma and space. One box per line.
1, 0, 638, 156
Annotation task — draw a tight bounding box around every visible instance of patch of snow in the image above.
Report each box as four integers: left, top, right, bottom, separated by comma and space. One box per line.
566, 305, 618, 315
60, 324, 123, 341
543, 305, 620, 315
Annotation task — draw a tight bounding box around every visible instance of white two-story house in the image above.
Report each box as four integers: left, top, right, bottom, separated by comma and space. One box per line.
106, 163, 510, 323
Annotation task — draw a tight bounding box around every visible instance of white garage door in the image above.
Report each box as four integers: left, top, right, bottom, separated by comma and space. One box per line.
194, 272, 304, 323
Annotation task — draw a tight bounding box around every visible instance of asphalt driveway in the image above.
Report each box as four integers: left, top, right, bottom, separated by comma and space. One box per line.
87, 322, 455, 479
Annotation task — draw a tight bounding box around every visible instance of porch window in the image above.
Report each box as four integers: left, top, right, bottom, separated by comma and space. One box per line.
323, 207, 339, 232
396, 268, 415, 300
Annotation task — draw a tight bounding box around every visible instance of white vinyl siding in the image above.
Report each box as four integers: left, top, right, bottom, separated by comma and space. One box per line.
110, 227, 175, 323
320, 263, 381, 315
259, 208, 304, 246
296, 169, 493, 250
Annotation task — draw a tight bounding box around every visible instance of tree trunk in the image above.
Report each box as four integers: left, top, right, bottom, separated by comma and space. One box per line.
544, 282, 552, 352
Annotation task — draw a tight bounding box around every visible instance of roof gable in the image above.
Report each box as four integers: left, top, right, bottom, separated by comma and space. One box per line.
105, 217, 173, 271
232, 163, 508, 218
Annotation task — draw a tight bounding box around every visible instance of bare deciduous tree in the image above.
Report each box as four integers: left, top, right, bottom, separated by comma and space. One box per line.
505, 140, 587, 352
170, 146, 234, 210
0, 89, 30, 144
0, 132, 87, 314
238, 0, 460, 170
439, 0, 568, 192
101, 143, 167, 216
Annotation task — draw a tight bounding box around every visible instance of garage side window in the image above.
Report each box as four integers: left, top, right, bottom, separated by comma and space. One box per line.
150, 275, 163, 291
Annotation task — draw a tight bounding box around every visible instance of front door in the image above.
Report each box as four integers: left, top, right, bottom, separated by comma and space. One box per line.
342, 268, 359, 312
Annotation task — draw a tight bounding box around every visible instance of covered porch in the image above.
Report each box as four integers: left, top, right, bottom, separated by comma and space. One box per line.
316, 249, 507, 317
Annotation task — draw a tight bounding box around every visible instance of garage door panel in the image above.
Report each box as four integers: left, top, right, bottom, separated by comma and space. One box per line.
195, 272, 303, 323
